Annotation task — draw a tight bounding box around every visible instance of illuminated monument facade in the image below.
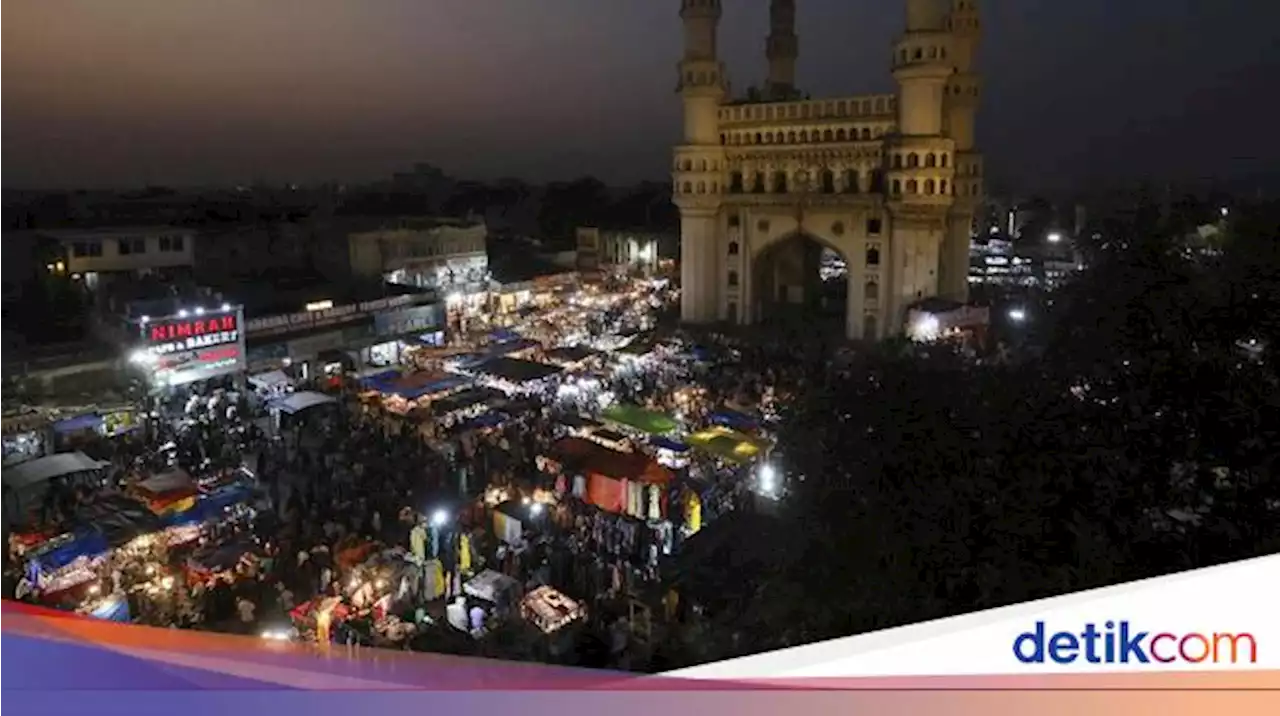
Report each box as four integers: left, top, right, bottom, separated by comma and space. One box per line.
673, 0, 983, 339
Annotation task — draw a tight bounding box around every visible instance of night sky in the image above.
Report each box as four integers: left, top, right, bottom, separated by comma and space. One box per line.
4, 0, 1279, 193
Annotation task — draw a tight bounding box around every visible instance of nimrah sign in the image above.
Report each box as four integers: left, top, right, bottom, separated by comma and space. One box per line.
141, 308, 247, 387
147, 314, 239, 355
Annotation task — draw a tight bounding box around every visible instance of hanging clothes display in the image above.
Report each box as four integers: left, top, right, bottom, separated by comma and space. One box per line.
647, 485, 662, 521
409, 524, 428, 562
459, 533, 473, 574
423, 559, 446, 601
572, 475, 588, 499
686, 492, 702, 534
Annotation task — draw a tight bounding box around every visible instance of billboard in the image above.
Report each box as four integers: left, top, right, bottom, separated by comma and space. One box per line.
138, 307, 247, 387
374, 304, 444, 338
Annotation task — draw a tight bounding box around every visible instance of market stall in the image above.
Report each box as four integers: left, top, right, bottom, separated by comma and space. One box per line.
79, 592, 131, 623
248, 370, 294, 399
464, 569, 521, 611
542, 345, 602, 370
469, 357, 564, 396
270, 391, 338, 416
3, 410, 50, 467
601, 404, 678, 437
133, 468, 199, 516
542, 437, 673, 519
521, 586, 585, 635
685, 426, 773, 465
290, 596, 351, 644
3, 451, 111, 524
430, 387, 507, 424
649, 436, 692, 469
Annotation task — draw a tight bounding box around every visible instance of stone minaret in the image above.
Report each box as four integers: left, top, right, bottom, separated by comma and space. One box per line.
940, 0, 982, 301
674, 0, 728, 324
766, 0, 799, 99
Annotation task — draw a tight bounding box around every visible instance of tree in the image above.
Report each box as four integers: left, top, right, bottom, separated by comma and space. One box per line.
708, 198, 1280, 663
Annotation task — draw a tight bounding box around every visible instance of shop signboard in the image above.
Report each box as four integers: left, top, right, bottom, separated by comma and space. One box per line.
245, 295, 415, 338
375, 304, 444, 338
140, 306, 247, 387
286, 331, 347, 359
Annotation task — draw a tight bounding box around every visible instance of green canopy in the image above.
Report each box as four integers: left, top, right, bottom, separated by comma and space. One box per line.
601, 404, 677, 436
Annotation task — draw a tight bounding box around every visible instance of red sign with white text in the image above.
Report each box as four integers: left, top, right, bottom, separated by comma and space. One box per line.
140, 308, 247, 386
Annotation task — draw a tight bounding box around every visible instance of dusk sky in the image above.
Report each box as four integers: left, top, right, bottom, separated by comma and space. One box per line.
4, 0, 1279, 193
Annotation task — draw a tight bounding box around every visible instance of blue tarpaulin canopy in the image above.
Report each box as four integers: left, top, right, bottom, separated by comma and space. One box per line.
358, 370, 402, 389
709, 410, 759, 433
650, 437, 691, 453
488, 339, 540, 357
52, 414, 103, 435
89, 594, 131, 623
29, 529, 109, 575
394, 375, 469, 400
456, 411, 507, 433
490, 329, 521, 343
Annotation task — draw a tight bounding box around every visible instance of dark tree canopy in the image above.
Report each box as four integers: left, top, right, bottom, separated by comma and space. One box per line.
699, 199, 1280, 660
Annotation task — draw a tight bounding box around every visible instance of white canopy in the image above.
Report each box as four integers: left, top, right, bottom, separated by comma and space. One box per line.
464, 569, 520, 604
274, 391, 337, 415
2, 451, 109, 490
249, 370, 292, 390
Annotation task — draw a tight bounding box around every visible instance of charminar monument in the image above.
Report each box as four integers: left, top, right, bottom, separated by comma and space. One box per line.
673, 0, 983, 339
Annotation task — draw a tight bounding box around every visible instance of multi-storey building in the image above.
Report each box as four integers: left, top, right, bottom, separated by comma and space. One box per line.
346, 217, 489, 295
36, 226, 197, 290
673, 0, 983, 340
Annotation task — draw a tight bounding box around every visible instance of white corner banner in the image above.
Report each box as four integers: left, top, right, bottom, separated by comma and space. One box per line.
668, 554, 1280, 679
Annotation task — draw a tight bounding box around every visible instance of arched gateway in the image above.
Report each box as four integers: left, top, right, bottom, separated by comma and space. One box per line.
673, 0, 984, 340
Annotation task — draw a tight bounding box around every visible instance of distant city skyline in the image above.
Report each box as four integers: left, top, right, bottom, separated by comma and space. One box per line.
4, 0, 1279, 192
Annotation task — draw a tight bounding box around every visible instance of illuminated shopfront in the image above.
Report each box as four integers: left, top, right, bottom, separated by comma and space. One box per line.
131, 305, 247, 388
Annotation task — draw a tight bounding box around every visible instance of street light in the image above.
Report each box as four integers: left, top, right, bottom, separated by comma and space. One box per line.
1008, 308, 1027, 323
758, 463, 778, 495
430, 509, 449, 528
1047, 232, 1063, 244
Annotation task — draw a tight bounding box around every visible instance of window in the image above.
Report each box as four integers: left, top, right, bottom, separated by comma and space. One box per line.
752, 173, 766, 193
727, 270, 739, 287
866, 247, 881, 266
925, 153, 937, 168
867, 218, 883, 235
891, 179, 902, 196
845, 169, 860, 193
864, 280, 879, 300
774, 171, 788, 193
159, 235, 185, 252
118, 238, 145, 255
907, 179, 919, 194
728, 214, 741, 228
907, 153, 920, 168
730, 171, 744, 193
821, 169, 835, 194
72, 241, 103, 258
728, 241, 740, 256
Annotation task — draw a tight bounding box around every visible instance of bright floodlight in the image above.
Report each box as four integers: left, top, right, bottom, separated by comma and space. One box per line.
195, 307, 205, 316
430, 509, 449, 527
1008, 308, 1027, 322
759, 463, 778, 493
178, 309, 189, 318
911, 314, 941, 342
530, 502, 545, 516
1220, 207, 1229, 217
1047, 232, 1063, 243
222, 303, 232, 311
140, 315, 150, 324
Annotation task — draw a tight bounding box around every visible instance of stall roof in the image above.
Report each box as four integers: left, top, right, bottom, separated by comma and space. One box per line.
2, 451, 109, 490
544, 346, 599, 364
475, 357, 564, 384
601, 404, 678, 436
548, 437, 672, 484
431, 387, 506, 416
273, 391, 337, 415
709, 409, 760, 433
487, 339, 541, 357
52, 413, 103, 435
380, 371, 469, 399
136, 468, 195, 496
685, 426, 772, 464
248, 370, 291, 389
464, 569, 520, 603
